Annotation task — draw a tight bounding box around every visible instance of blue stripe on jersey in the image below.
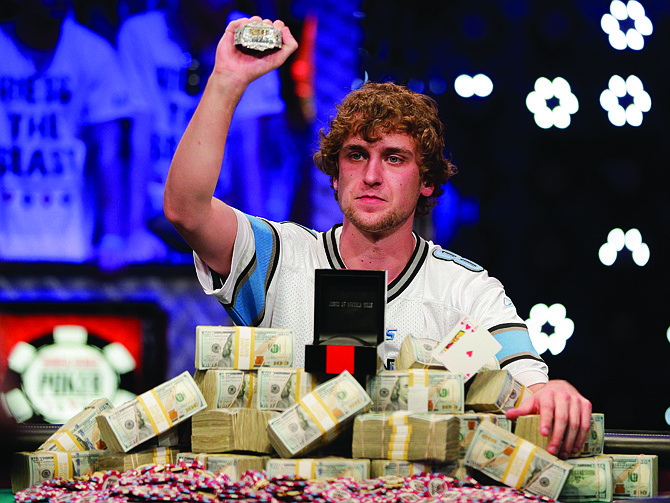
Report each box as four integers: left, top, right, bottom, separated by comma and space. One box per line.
492, 329, 541, 361
226, 215, 278, 327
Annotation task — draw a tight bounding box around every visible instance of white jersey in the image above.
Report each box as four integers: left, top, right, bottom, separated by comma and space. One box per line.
195, 209, 548, 387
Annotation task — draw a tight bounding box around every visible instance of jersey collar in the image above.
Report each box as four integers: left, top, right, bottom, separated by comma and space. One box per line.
322, 224, 429, 303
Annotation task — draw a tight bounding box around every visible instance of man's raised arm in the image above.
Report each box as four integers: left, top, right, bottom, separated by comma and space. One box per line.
164, 17, 298, 277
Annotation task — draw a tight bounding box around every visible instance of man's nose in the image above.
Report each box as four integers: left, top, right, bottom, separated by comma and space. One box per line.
363, 157, 383, 185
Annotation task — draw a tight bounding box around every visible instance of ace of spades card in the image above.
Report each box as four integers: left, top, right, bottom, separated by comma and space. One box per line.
432, 315, 502, 381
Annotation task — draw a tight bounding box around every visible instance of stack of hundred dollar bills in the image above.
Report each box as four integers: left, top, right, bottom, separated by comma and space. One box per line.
267, 370, 372, 458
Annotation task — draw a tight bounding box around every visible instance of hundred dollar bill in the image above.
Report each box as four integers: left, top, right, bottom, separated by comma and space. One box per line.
257, 368, 316, 411
266, 458, 370, 480
559, 456, 613, 502
515, 413, 605, 458
367, 370, 463, 413
195, 326, 294, 370
97, 371, 206, 452
352, 411, 460, 462
177, 453, 268, 479
370, 459, 460, 479
38, 397, 113, 452
93, 447, 179, 472
609, 454, 658, 499
11, 450, 104, 492
194, 369, 257, 409
465, 370, 530, 413
396, 335, 501, 372
191, 409, 279, 454
267, 370, 372, 458
451, 413, 512, 458
464, 421, 572, 499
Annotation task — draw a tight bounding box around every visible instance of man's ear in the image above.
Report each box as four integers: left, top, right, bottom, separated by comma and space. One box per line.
332, 176, 338, 191
421, 182, 434, 197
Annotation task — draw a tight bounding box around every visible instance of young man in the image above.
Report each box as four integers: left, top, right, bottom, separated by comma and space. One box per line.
165, 17, 591, 460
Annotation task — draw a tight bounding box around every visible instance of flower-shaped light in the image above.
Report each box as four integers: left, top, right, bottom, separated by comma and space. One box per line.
600, 75, 651, 127
526, 303, 575, 356
601, 0, 653, 51
526, 77, 579, 129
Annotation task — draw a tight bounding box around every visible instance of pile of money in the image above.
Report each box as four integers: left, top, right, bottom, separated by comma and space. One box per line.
266, 457, 370, 480
560, 456, 614, 502
195, 326, 294, 370
464, 421, 572, 499
38, 397, 113, 452
370, 459, 460, 478
464, 370, 529, 413
394, 335, 445, 370
191, 408, 279, 453
452, 412, 512, 458
11, 450, 104, 492
267, 371, 372, 458
194, 369, 257, 409
177, 452, 269, 479
96, 371, 206, 452
93, 447, 179, 472
515, 413, 605, 457
366, 370, 463, 414
609, 454, 658, 499
352, 411, 460, 462
257, 368, 316, 411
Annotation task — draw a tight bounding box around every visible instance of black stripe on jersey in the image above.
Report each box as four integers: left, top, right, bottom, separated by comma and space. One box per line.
387, 234, 429, 303
489, 322, 528, 333
499, 352, 546, 367
223, 252, 257, 311
323, 224, 345, 269
250, 218, 282, 326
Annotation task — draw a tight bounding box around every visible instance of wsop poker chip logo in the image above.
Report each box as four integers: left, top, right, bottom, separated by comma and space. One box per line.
1, 325, 137, 424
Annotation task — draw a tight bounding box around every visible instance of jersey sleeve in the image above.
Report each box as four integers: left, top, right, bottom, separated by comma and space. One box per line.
457, 267, 549, 386
194, 208, 280, 327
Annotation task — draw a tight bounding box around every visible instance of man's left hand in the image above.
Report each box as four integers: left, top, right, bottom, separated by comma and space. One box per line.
506, 379, 592, 460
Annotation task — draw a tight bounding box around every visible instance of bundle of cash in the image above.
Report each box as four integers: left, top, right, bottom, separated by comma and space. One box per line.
11, 450, 104, 492
195, 326, 294, 370
395, 335, 500, 372
191, 408, 279, 453
352, 411, 460, 462
97, 371, 206, 452
464, 370, 529, 413
257, 368, 316, 411
515, 413, 605, 458
395, 335, 445, 370
93, 447, 179, 472
367, 370, 463, 414
370, 459, 460, 478
267, 371, 372, 458
451, 412, 513, 458
464, 421, 572, 499
266, 457, 370, 481
194, 369, 257, 409
559, 456, 614, 502
609, 454, 658, 499
177, 453, 269, 479
38, 397, 113, 452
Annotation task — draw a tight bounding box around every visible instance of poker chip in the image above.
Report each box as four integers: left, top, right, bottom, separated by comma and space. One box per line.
13, 462, 563, 503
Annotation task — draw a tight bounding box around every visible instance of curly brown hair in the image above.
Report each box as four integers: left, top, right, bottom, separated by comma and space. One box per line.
313, 82, 457, 218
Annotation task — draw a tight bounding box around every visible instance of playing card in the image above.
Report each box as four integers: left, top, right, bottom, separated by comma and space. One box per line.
431, 315, 502, 381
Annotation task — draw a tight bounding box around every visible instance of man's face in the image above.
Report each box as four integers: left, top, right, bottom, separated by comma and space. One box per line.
334, 132, 433, 235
